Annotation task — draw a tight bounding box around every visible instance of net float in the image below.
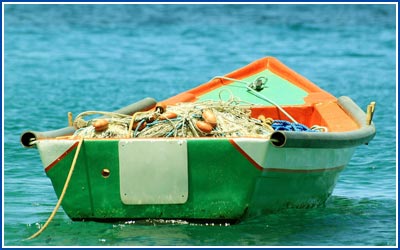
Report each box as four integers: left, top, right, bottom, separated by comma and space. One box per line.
92, 119, 109, 132
196, 120, 213, 134
202, 109, 217, 128
258, 115, 266, 122
159, 112, 178, 120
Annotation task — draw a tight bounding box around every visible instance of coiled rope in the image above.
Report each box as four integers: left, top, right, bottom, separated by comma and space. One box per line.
26, 138, 84, 240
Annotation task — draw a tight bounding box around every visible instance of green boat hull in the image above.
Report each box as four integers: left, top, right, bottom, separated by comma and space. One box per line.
38, 138, 352, 221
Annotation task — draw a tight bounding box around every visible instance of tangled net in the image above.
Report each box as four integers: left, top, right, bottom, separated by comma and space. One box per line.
72, 111, 132, 139
72, 100, 275, 139
138, 100, 274, 138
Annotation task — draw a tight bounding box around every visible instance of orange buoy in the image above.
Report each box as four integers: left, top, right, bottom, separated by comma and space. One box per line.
258, 114, 266, 122
202, 109, 217, 128
196, 120, 213, 134
93, 119, 109, 132
159, 112, 178, 120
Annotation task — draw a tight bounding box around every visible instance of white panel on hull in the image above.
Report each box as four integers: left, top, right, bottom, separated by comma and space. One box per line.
119, 139, 188, 204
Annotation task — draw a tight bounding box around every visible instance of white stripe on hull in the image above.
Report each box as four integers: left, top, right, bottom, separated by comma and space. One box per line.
232, 138, 356, 171
36, 140, 78, 170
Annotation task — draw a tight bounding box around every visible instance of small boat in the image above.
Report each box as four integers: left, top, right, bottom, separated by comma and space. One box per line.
21, 57, 376, 222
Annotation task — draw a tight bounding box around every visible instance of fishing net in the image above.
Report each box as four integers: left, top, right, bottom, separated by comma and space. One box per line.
137, 100, 274, 138
71, 100, 275, 139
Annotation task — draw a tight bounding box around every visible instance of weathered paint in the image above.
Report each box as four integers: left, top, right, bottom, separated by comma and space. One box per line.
248, 167, 344, 216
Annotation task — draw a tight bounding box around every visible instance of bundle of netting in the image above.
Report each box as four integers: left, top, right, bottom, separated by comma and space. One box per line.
71, 100, 275, 139
72, 111, 133, 139
137, 100, 274, 138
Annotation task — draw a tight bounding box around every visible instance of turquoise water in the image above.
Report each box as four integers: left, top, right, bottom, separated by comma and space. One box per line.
3, 4, 397, 247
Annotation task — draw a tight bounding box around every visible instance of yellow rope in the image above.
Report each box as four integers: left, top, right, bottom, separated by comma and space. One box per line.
26, 138, 84, 240
127, 111, 148, 138
128, 112, 139, 138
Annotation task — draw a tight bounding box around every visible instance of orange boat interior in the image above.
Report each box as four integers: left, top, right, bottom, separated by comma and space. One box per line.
162, 57, 360, 132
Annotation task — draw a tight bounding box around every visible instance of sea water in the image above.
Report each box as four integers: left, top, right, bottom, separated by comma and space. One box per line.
3, 4, 397, 247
